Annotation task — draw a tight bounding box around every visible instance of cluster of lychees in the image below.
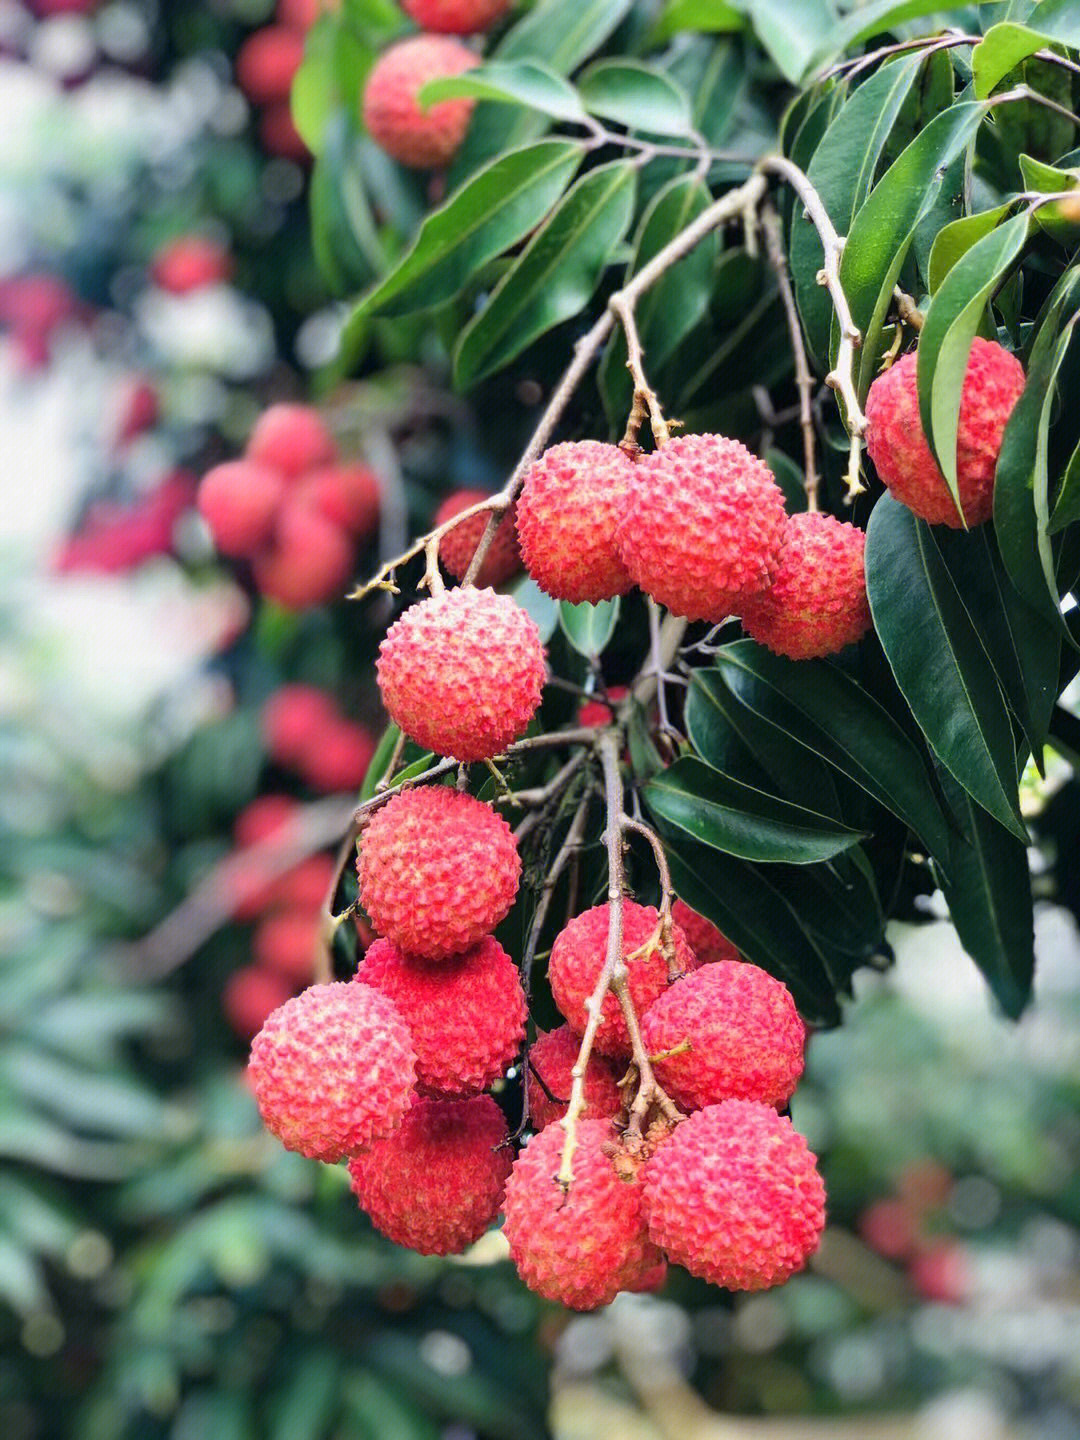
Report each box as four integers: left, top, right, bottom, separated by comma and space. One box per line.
197, 403, 380, 608
234, 0, 324, 162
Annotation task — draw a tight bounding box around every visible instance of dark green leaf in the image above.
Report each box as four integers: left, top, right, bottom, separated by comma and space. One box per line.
745, 0, 837, 86
310, 112, 384, 297
1021, 0, 1080, 50
419, 62, 586, 123
807, 0, 984, 75
558, 599, 620, 657
578, 61, 694, 137
928, 204, 1014, 293
1049, 433, 1080, 532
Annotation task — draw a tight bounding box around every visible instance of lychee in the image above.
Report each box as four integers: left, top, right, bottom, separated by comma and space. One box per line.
246, 403, 337, 479
252, 501, 354, 608
864, 338, 1026, 527
348, 1095, 512, 1254
617, 434, 787, 621
262, 684, 337, 765
502, 1119, 660, 1309
401, 0, 511, 34
295, 462, 380, 538
641, 1100, 826, 1291
361, 35, 478, 170
640, 961, 805, 1112
434, 490, 520, 587
357, 786, 520, 958
253, 909, 321, 984
739, 512, 871, 659
197, 459, 285, 557
516, 441, 636, 604
233, 794, 299, 848
297, 719, 376, 792
223, 964, 293, 1039
548, 902, 699, 1058
150, 235, 232, 294
578, 685, 629, 728
356, 936, 526, 1096
248, 981, 416, 1161
527, 1024, 624, 1130
235, 25, 305, 104
266, 853, 336, 912
376, 587, 545, 762
670, 899, 740, 966
258, 102, 310, 162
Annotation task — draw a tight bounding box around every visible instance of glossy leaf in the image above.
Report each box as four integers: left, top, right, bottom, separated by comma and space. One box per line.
744, 0, 837, 87
578, 61, 694, 137
974, 23, 1053, 99
558, 599, 620, 657
419, 62, 586, 124
310, 112, 383, 297
807, 0, 991, 75
1049, 434, 1080, 533
1022, 0, 1080, 50
928, 204, 1014, 294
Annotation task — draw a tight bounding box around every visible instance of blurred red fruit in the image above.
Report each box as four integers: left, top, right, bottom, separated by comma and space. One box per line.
113, 376, 159, 448
909, 1241, 971, 1304
898, 1160, 954, 1214
296, 719, 376, 792
858, 1199, 918, 1260
268, 854, 336, 911
295, 463, 381, 537
53, 474, 193, 575
246, 403, 336, 479
253, 909, 321, 983
198, 459, 285, 558
223, 965, 293, 1039
151, 235, 232, 294
276, 0, 329, 28
262, 684, 338, 766
258, 102, 310, 162
236, 26, 305, 104
234, 794, 300, 849
252, 502, 354, 608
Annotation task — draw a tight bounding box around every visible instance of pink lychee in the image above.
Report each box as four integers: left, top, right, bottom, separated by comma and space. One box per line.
362, 35, 478, 169
401, 0, 511, 34
434, 490, 520, 587
246, 403, 337, 479
527, 1024, 624, 1130
670, 899, 741, 966
197, 459, 285, 557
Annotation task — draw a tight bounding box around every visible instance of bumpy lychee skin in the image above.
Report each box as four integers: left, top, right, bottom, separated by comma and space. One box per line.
402, 0, 511, 33
641, 961, 805, 1112
362, 35, 478, 169
248, 982, 416, 1161
377, 587, 545, 762
357, 786, 520, 958
739, 512, 871, 660
197, 460, 285, 557
516, 441, 636, 604
548, 902, 699, 1058
641, 1101, 826, 1291
356, 937, 526, 1096
670, 899, 740, 966
246, 403, 337, 479
503, 1120, 660, 1310
617, 434, 787, 621
527, 1024, 624, 1130
434, 490, 520, 587
864, 339, 1026, 527
348, 1095, 511, 1254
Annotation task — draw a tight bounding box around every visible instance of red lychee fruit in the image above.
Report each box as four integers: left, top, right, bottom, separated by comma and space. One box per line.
223, 964, 293, 1039
578, 685, 629, 728
262, 684, 337, 767
357, 786, 520, 958
248, 981, 416, 1161
234, 794, 299, 848
908, 1240, 971, 1304
276, 0, 330, 28
739, 512, 871, 660
356, 936, 526, 1096
266, 853, 336, 912
348, 1094, 511, 1254
527, 1024, 624, 1131
641, 1100, 826, 1291
197, 459, 285, 558
626, 1256, 668, 1293
858, 1198, 918, 1260
640, 961, 805, 1112
434, 490, 520, 587
295, 463, 380, 538
548, 902, 699, 1058
150, 236, 231, 294
235, 25, 305, 104
361, 35, 478, 169
401, 0, 511, 34
252, 501, 354, 608
258, 102, 311, 162
297, 719, 376, 792
246, 403, 337, 479
617, 434, 787, 622
376, 587, 545, 762
253, 909, 321, 984
864, 339, 1026, 527
502, 1119, 661, 1310
516, 441, 636, 604
670, 899, 740, 966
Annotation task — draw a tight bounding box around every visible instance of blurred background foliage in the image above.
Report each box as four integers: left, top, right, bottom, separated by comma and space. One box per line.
3, 1, 1080, 1437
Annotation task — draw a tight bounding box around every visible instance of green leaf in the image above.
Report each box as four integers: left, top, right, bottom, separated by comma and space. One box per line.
453, 161, 636, 388
578, 60, 694, 137
1023, 0, 1080, 50
310, 112, 384, 297
291, 15, 372, 157
511, 575, 560, 643
650, 0, 745, 41
419, 62, 586, 124
347, 139, 583, 324
917, 211, 1031, 517
360, 725, 401, 802
806, 0, 991, 76
928, 204, 1014, 294
558, 599, 620, 657
974, 23, 1053, 99
1019, 153, 1080, 244
1049, 433, 1080, 532
271, 1353, 342, 1440
642, 757, 867, 865
745, 0, 837, 86
865, 494, 1026, 839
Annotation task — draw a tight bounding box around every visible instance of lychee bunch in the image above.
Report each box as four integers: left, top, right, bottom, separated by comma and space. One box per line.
516, 440, 636, 603
739, 512, 871, 660
641, 1101, 826, 1290
234, 0, 325, 162
248, 981, 416, 1160
362, 34, 478, 169
640, 961, 806, 1112
502, 1120, 662, 1309
864, 338, 1026, 527
401, 0, 511, 33
670, 899, 740, 966
357, 786, 520, 957
262, 683, 376, 791
348, 1095, 511, 1254
616, 433, 787, 621
434, 489, 520, 586
527, 1024, 624, 1130
548, 902, 698, 1057
376, 587, 545, 761
356, 936, 526, 1096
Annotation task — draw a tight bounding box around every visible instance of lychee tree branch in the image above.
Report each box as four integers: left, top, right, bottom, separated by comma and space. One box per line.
611, 293, 671, 449
316, 818, 362, 984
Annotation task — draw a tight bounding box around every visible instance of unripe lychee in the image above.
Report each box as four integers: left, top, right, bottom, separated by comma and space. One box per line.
253, 909, 321, 984
362, 35, 478, 169
516, 441, 636, 604
248, 981, 416, 1161
347, 1095, 512, 1254
357, 786, 520, 958
297, 719, 376, 792
246, 403, 337, 479
670, 899, 740, 966
376, 587, 545, 762
262, 684, 337, 765
641, 1101, 826, 1291
739, 512, 871, 660
864, 338, 1026, 527
527, 1025, 624, 1130
548, 902, 699, 1058
295, 463, 380, 538
356, 936, 526, 1097
502, 1119, 660, 1310
252, 501, 354, 608
150, 235, 231, 294
401, 0, 511, 34
197, 460, 285, 557
640, 961, 805, 1112
617, 434, 787, 621
235, 25, 305, 104
223, 964, 293, 1039
434, 490, 520, 587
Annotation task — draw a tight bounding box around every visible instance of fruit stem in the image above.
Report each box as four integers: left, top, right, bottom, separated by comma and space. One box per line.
761, 202, 820, 512
619, 816, 679, 977
316, 818, 362, 984
611, 293, 672, 448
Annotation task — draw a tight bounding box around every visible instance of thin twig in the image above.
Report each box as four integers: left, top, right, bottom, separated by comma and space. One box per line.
493, 749, 587, 809
761, 202, 820, 510
611, 293, 671, 448
316, 820, 361, 985
374, 730, 407, 793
